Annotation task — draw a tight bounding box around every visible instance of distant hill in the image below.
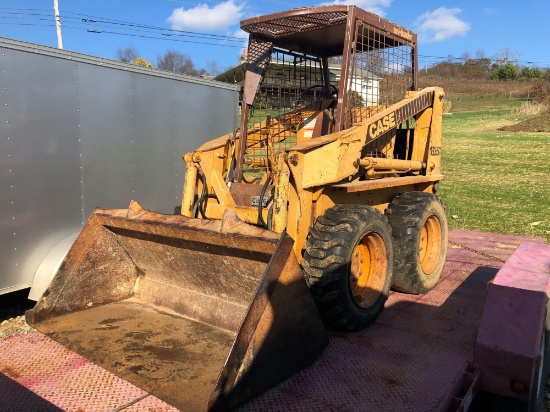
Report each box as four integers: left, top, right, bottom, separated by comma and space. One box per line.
418, 75, 541, 99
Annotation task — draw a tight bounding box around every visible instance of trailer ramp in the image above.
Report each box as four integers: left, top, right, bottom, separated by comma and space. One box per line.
0, 230, 546, 411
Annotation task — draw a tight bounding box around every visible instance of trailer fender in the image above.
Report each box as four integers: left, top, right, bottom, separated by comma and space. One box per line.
27, 230, 80, 301
474, 242, 550, 403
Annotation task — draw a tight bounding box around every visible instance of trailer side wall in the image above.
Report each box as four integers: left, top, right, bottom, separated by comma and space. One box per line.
0, 38, 239, 294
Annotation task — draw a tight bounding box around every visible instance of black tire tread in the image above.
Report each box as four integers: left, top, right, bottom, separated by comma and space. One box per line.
385, 192, 448, 294
302, 205, 394, 330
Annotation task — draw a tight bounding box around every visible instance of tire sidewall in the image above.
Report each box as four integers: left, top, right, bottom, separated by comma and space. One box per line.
387, 192, 448, 294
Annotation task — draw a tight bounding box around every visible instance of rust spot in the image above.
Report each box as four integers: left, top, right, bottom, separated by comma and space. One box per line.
99, 316, 135, 325
0, 364, 21, 379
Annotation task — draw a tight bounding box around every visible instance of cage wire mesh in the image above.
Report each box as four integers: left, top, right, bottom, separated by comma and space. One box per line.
345, 19, 415, 161
243, 49, 329, 179
346, 20, 414, 126
241, 11, 417, 178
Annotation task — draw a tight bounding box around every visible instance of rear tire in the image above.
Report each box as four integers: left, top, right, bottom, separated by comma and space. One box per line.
385, 192, 448, 294
302, 205, 394, 331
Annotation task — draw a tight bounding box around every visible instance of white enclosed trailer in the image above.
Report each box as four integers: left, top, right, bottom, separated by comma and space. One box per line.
0, 37, 239, 299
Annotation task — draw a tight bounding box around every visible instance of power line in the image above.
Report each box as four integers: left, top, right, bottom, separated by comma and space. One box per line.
76, 18, 245, 41
0, 10, 246, 44
0, 22, 53, 27
0, 10, 244, 41
63, 25, 243, 48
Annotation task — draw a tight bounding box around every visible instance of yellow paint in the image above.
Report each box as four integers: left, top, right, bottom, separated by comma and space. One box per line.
179, 87, 444, 265
211, 169, 235, 207
181, 165, 197, 217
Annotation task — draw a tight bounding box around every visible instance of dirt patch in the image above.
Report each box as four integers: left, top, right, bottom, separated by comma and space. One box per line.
500, 112, 550, 132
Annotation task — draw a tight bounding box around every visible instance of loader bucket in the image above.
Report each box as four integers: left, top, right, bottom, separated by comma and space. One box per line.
26, 202, 327, 411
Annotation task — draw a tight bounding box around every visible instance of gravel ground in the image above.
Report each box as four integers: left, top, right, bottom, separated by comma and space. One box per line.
0, 315, 35, 340
0, 289, 36, 341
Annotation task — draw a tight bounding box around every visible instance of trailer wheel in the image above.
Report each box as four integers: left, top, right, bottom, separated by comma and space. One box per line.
528, 303, 550, 412
302, 205, 394, 331
385, 192, 448, 294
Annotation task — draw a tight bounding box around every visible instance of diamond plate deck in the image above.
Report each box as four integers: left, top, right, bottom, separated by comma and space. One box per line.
0, 230, 545, 412
0, 332, 177, 412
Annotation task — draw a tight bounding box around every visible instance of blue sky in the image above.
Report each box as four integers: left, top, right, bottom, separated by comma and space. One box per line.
1, 0, 549, 73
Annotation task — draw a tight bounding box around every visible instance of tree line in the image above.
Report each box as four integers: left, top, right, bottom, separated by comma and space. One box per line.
423, 48, 550, 81
116, 46, 223, 77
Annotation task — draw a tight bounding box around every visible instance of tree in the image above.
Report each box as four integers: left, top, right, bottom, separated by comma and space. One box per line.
347, 89, 363, 107
429, 61, 463, 78
464, 58, 490, 78
157, 50, 200, 76
132, 57, 153, 68
205, 60, 222, 77
461, 51, 471, 63
328, 56, 343, 64
116, 46, 138, 63
475, 49, 486, 60
496, 63, 519, 80
493, 47, 522, 66
522, 67, 544, 80
532, 79, 549, 101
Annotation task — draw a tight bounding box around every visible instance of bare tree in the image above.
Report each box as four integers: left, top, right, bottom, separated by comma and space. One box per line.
205, 60, 222, 77
116, 46, 138, 63
157, 50, 200, 76
475, 49, 486, 60
493, 48, 522, 66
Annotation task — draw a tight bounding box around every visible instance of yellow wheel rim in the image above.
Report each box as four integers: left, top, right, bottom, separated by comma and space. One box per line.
420, 215, 442, 275
349, 232, 387, 308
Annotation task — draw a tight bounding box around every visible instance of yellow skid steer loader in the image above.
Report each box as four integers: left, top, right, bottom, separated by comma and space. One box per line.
27, 5, 448, 410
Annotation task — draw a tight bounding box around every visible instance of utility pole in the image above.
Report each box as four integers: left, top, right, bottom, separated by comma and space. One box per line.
53, 0, 63, 49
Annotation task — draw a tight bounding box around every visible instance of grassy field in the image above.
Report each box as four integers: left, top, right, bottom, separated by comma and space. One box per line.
438, 97, 550, 241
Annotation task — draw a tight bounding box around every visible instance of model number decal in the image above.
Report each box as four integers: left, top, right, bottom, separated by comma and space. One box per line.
430, 146, 441, 156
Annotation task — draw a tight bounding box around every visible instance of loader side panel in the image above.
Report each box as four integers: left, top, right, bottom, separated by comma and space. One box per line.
27, 214, 139, 322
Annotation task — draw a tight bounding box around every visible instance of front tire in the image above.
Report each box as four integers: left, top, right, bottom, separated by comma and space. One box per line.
302, 205, 394, 331
385, 192, 448, 294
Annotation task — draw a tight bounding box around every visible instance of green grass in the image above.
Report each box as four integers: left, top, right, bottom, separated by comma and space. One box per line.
248, 109, 281, 127
438, 98, 550, 242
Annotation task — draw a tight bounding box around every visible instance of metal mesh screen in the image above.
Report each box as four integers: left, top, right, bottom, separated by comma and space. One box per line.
346, 20, 414, 126
243, 50, 327, 179
242, 11, 348, 38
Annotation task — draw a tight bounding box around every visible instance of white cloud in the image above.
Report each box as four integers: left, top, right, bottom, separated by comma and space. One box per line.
414, 8, 470, 43
230, 28, 248, 40
320, 0, 392, 17
167, 1, 245, 31
229, 28, 249, 59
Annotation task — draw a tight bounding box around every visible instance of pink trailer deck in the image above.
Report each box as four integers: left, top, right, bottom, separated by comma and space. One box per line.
0, 230, 547, 412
